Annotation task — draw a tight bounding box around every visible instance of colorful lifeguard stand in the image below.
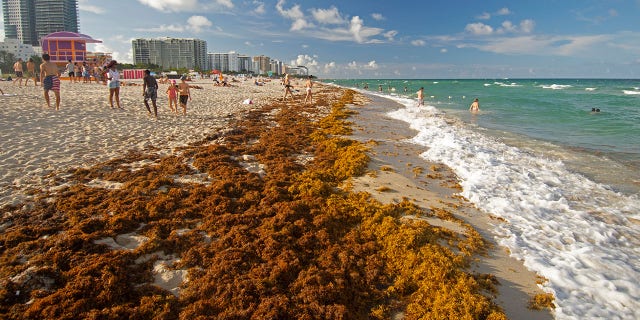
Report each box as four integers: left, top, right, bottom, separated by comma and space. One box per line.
40, 31, 102, 65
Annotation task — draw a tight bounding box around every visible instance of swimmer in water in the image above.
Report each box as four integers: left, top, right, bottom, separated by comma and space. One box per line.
469, 98, 480, 112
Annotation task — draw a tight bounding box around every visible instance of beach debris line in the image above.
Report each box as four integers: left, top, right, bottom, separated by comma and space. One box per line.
0, 87, 508, 319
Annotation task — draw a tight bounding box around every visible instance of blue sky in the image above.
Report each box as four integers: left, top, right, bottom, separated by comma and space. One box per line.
3, 0, 640, 78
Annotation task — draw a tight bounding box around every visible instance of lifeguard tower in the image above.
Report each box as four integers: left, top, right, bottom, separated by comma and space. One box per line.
40, 31, 102, 66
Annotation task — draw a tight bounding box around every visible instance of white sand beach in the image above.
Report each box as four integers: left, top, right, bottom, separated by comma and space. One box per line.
0, 78, 283, 209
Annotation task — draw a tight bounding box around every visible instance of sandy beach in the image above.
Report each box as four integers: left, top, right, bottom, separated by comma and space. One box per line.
0, 78, 553, 318
0, 77, 281, 208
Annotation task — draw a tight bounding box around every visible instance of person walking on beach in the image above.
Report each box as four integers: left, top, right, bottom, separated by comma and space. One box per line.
106, 60, 122, 109
39, 53, 61, 110
282, 73, 294, 101
142, 69, 158, 118
469, 98, 480, 112
417, 87, 424, 106
177, 76, 191, 115
166, 79, 178, 113
24, 58, 38, 86
13, 58, 24, 86
65, 60, 74, 82
304, 75, 313, 104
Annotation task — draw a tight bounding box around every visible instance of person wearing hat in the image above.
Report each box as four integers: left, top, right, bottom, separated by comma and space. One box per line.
106, 60, 122, 109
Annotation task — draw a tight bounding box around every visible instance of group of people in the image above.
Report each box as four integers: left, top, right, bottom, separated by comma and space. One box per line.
65, 60, 104, 84
282, 73, 314, 104
142, 70, 191, 118
12, 57, 39, 87
15, 53, 192, 115
417, 87, 480, 112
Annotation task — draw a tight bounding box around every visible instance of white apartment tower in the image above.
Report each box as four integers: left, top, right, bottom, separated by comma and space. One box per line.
132, 37, 207, 70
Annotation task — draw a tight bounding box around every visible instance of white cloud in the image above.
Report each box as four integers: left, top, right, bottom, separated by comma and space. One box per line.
411, 39, 426, 46
78, 0, 105, 14
347, 61, 358, 69
323, 61, 336, 74
137, 0, 199, 12
383, 30, 397, 41
463, 34, 610, 56
497, 21, 517, 34
371, 13, 385, 21
135, 24, 185, 32
187, 15, 213, 33
276, 2, 388, 44
216, 0, 234, 9
291, 54, 319, 73
520, 19, 535, 33
253, 1, 265, 15
277, 0, 313, 31
311, 6, 344, 24
465, 22, 494, 35
496, 7, 511, 15
291, 19, 312, 31
440, 48, 448, 53
366, 60, 378, 69
477, 12, 491, 20
276, 0, 304, 19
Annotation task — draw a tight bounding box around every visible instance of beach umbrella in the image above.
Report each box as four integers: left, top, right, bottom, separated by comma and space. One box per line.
211, 69, 220, 74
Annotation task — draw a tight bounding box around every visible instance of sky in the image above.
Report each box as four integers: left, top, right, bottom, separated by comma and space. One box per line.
2, 0, 640, 78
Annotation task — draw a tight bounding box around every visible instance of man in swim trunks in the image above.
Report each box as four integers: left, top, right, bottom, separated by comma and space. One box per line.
13, 58, 24, 86
40, 53, 61, 110
25, 58, 38, 86
142, 69, 159, 118
177, 76, 191, 115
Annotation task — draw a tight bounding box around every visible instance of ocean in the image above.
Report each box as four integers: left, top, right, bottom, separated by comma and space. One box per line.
326, 78, 640, 319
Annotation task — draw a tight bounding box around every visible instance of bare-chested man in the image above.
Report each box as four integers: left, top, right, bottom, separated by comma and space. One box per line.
25, 58, 38, 86
13, 58, 24, 86
40, 53, 61, 110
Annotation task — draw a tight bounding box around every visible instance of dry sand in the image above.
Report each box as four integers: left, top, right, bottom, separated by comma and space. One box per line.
0, 77, 282, 209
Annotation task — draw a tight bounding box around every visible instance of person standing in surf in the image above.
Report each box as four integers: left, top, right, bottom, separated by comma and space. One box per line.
469, 98, 480, 112
417, 87, 424, 106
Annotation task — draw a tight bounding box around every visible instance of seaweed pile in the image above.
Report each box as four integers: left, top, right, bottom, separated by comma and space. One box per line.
0, 86, 506, 319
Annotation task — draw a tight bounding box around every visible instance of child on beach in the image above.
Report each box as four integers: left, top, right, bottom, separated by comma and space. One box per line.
177, 76, 191, 115
166, 79, 178, 113
142, 69, 159, 118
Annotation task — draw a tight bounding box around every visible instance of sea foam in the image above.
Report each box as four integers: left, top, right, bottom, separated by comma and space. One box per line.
386, 97, 640, 320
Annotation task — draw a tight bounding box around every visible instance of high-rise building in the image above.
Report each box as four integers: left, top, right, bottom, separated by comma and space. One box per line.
208, 51, 239, 72
132, 37, 207, 70
2, 0, 79, 46
252, 55, 271, 75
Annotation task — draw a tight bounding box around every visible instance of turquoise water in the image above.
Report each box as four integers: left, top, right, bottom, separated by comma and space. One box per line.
326, 78, 640, 195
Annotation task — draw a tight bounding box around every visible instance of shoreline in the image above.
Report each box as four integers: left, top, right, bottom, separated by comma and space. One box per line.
347, 93, 553, 320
